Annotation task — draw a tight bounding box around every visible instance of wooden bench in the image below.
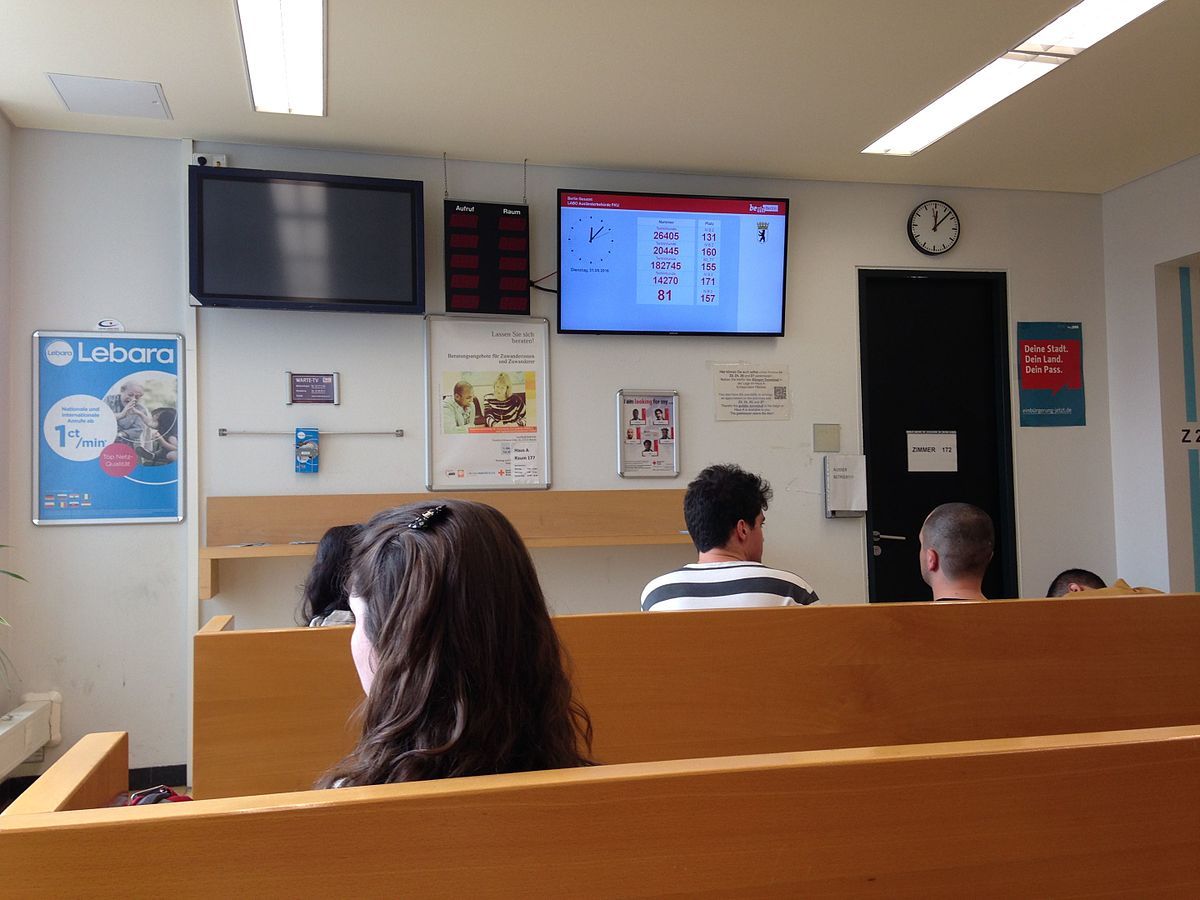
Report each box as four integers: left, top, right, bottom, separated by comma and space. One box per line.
1, 732, 127, 815
4, 724, 1199, 896
200, 490, 690, 598
194, 593, 1200, 798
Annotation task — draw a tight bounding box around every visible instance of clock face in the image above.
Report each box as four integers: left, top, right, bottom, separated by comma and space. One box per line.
568, 214, 616, 266
907, 201, 960, 255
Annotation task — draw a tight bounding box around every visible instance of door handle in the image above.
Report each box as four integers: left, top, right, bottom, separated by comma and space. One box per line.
872, 532, 906, 541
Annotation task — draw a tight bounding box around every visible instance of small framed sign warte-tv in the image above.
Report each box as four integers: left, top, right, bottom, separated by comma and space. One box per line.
287, 372, 340, 405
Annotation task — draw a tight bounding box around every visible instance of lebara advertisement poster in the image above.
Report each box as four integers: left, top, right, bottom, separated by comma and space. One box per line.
33, 332, 184, 524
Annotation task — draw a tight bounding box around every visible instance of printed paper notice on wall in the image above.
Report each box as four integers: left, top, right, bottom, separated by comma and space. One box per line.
712, 363, 790, 420
824, 454, 867, 517
907, 430, 957, 473
1017, 321, 1085, 427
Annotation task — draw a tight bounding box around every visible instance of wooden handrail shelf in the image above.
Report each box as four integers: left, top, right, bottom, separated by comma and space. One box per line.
200, 489, 689, 599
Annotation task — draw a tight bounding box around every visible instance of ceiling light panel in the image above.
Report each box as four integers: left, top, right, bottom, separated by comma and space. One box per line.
864, 0, 1167, 155
863, 56, 1059, 156
1018, 0, 1166, 52
237, 0, 325, 116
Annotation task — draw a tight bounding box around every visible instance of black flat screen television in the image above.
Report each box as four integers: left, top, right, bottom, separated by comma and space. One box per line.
558, 189, 788, 335
189, 166, 424, 314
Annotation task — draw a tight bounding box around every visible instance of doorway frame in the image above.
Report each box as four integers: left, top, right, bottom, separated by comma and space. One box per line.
857, 268, 1020, 601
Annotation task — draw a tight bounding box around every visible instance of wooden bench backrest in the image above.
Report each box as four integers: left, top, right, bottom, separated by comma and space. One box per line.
5, 725, 1200, 896
1, 732, 128, 815
194, 594, 1200, 798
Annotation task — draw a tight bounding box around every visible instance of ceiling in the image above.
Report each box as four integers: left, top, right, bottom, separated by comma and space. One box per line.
1, 0, 1197, 194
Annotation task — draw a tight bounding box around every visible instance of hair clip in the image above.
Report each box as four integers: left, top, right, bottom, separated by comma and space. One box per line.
408, 505, 448, 530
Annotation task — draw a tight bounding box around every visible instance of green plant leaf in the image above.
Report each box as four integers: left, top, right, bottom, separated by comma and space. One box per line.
0, 615, 8, 627
0, 569, 27, 581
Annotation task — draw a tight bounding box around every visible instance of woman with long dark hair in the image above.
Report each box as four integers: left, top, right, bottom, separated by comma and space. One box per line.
319, 500, 592, 786
299, 524, 363, 626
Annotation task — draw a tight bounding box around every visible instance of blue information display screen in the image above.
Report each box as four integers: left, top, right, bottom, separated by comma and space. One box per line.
558, 191, 788, 335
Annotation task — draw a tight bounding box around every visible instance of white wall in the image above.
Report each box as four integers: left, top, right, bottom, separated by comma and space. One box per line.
1103, 153, 1200, 589
196, 142, 1116, 627
6, 129, 1118, 769
0, 112, 13, 710
6, 130, 190, 767
1154, 257, 1200, 591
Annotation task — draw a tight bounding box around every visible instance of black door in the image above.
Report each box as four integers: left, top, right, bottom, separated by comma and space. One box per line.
859, 270, 1018, 602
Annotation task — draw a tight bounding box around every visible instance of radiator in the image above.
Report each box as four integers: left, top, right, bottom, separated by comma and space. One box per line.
0, 692, 62, 781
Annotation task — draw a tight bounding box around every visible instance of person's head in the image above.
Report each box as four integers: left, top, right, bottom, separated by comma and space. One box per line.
453, 381, 474, 409
654, 409, 664, 420
120, 381, 144, 403
299, 524, 363, 623
632, 409, 640, 421
662, 427, 669, 438
321, 500, 592, 787
919, 503, 994, 594
151, 407, 177, 437
643, 439, 653, 450
1046, 568, 1106, 597
684, 464, 772, 561
493, 372, 512, 400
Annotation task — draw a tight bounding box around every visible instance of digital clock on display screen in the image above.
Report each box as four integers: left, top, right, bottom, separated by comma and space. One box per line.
568, 214, 615, 266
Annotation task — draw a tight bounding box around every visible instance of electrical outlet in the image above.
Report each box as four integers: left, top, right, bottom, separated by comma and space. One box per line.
191, 153, 228, 168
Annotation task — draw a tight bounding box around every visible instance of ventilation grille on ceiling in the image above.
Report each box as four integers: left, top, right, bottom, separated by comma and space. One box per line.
47, 73, 172, 120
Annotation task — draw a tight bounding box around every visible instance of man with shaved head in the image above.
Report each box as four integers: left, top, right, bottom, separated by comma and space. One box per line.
918, 502, 994, 602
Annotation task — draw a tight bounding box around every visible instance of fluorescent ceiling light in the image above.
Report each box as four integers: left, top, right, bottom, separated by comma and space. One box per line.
236, 0, 325, 116
863, 0, 1166, 155
1018, 0, 1166, 53
863, 56, 1059, 156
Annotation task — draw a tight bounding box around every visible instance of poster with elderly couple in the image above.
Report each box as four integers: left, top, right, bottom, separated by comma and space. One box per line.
425, 315, 550, 490
33, 331, 184, 524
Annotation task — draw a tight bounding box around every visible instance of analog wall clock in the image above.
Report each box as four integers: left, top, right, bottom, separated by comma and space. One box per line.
907, 200, 960, 255
568, 214, 616, 266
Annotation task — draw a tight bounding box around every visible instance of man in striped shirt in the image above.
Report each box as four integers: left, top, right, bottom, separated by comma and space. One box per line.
641, 464, 818, 612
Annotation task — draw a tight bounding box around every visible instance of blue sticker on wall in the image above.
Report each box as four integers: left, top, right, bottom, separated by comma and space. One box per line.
295, 428, 320, 474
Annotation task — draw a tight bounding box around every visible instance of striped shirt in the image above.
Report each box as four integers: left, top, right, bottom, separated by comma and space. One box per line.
640, 562, 819, 612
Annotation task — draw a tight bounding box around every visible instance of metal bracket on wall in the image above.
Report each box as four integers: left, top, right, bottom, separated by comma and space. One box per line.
217, 428, 404, 437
